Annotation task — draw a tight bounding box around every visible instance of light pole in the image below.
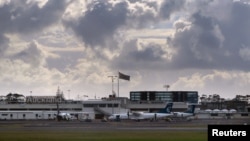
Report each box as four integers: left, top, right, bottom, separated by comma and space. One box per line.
164, 84, 170, 91
108, 75, 117, 96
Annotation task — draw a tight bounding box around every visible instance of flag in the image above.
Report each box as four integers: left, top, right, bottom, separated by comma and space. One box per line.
118, 72, 130, 81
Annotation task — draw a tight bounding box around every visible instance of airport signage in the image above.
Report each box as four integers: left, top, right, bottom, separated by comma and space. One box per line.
26, 96, 63, 104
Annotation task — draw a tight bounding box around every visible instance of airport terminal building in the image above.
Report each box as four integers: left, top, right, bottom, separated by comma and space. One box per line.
0, 90, 249, 120
130, 91, 198, 103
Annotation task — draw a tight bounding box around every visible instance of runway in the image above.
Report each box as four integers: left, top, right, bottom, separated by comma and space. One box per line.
0, 118, 249, 132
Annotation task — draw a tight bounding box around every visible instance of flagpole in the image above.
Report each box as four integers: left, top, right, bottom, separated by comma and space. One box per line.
117, 71, 120, 114
117, 71, 119, 97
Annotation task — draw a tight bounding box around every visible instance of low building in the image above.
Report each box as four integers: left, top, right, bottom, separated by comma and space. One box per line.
0, 90, 249, 120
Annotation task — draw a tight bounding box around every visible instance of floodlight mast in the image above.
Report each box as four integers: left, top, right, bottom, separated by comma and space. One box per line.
108, 75, 117, 96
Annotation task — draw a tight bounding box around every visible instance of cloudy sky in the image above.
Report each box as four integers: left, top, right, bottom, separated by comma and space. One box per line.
0, 0, 250, 100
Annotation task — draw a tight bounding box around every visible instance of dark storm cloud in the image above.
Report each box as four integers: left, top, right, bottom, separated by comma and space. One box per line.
64, 1, 128, 48
46, 51, 85, 72
12, 41, 45, 67
159, 0, 184, 19
112, 39, 169, 70
64, 0, 185, 48
0, 34, 9, 55
220, 2, 250, 55
111, 0, 250, 72
167, 0, 250, 70
129, 43, 166, 62
0, 0, 69, 34
0, 2, 12, 53
0, 0, 70, 56
168, 12, 225, 69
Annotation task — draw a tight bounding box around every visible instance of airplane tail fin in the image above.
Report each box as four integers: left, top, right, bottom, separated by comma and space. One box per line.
158, 102, 173, 113
186, 104, 196, 114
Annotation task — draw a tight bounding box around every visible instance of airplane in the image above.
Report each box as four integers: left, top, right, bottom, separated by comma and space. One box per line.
54, 103, 94, 121
55, 103, 73, 121
108, 102, 173, 121
172, 104, 196, 119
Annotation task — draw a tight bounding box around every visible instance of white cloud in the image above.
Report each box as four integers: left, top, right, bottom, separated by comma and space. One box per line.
171, 70, 250, 98
239, 46, 250, 61
0, 0, 250, 100
172, 73, 206, 89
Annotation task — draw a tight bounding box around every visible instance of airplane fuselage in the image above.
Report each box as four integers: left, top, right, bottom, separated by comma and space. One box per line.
173, 112, 194, 118
108, 102, 173, 121
108, 113, 173, 121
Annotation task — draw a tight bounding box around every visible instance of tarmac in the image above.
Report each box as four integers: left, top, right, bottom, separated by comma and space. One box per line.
0, 118, 249, 132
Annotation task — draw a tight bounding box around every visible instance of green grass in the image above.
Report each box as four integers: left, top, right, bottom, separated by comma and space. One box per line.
0, 130, 207, 141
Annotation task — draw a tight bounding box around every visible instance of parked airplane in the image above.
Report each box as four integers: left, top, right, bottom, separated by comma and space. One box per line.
108, 102, 173, 121
55, 103, 73, 121
54, 103, 94, 121
173, 104, 196, 119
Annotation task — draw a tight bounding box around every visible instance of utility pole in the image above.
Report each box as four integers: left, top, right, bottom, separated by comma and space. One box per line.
108, 75, 117, 97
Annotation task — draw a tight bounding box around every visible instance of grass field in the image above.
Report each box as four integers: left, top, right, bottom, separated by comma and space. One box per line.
0, 117, 248, 141
0, 130, 207, 141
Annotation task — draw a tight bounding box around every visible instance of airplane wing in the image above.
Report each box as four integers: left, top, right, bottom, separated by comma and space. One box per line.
44, 111, 92, 114
68, 111, 93, 114
131, 112, 144, 117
